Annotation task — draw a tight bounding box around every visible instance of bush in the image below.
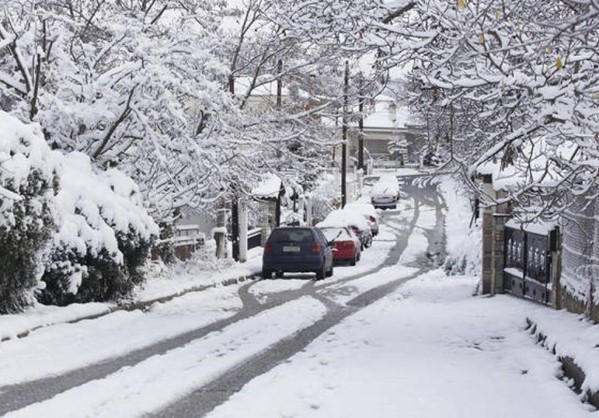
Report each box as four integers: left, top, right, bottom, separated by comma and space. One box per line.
39, 228, 153, 305
0, 170, 55, 313
38, 155, 158, 305
0, 112, 158, 309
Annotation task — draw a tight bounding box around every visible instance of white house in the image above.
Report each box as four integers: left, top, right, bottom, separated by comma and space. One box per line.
350, 95, 424, 167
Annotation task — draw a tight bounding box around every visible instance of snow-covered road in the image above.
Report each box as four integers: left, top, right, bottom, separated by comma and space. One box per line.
0, 178, 594, 418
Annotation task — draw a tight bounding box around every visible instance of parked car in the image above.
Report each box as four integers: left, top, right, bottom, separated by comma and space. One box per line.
317, 209, 373, 250
349, 223, 373, 249
370, 177, 400, 209
319, 226, 361, 265
344, 202, 379, 236
262, 227, 334, 280
362, 175, 380, 187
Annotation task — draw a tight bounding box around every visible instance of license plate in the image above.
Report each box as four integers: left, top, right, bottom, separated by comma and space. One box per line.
283, 246, 300, 253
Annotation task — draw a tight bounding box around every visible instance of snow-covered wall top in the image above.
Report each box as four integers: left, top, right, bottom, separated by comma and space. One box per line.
251, 174, 282, 199
505, 219, 557, 236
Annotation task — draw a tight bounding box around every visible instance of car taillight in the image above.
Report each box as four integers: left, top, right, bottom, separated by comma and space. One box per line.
264, 243, 272, 254
312, 243, 321, 253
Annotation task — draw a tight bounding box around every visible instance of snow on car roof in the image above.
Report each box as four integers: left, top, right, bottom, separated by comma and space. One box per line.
317, 209, 370, 230
371, 180, 399, 195
319, 227, 352, 241
344, 202, 378, 219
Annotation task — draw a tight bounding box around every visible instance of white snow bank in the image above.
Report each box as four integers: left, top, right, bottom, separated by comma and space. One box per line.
528, 308, 599, 394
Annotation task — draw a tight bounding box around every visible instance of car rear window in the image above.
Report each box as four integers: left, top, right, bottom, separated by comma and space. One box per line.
320, 227, 351, 241
268, 228, 315, 243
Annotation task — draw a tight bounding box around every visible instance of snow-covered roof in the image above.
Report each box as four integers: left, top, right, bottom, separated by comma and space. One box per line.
251, 174, 282, 199
474, 135, 571, 192
362, 96, 414, 131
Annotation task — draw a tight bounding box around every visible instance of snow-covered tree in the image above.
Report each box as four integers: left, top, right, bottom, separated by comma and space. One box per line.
375, 0, 599, 218
0, 0, 246, 219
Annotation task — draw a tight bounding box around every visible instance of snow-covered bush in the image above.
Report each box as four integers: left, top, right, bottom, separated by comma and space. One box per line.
437, 175, 481, 276
0, 113, 56, 313
39, 155, 159, 305
0, 112, 159, 309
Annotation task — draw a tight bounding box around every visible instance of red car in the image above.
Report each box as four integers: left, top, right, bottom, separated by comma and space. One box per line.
319, 226, 361, 265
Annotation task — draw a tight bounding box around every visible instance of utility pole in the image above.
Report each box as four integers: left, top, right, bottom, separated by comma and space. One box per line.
276, 59, 283, 109
231, 187, 240, 261
341, 60, 349, 208
228, 77, 240, 261
357, 77, 365, 171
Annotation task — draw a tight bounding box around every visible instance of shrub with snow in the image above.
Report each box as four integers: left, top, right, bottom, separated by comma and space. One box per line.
0, 112, 159, 309
39, 154, 159, 305
0, 113, 57, 313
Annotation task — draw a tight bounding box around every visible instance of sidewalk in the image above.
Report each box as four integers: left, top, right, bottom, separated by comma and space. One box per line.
0, 248, 263, 342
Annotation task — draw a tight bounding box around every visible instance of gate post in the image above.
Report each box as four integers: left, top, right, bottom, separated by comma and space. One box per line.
491, 210, 510, 294
550, 228, 561, 309
481, 175, 510, 295
239, 202, 248, 263
482, 209, 494, 294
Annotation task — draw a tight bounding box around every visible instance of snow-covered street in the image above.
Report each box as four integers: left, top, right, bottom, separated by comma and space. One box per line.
2, 1, 599, 416
0, 178, 596, 418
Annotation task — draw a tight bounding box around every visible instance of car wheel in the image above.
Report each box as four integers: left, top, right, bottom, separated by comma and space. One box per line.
350, 256, 357, 266
262, 269, 272, 279
326, 264, 334, 277
357, 252, 361, 261
315, 265, 325, 281
275, 271, 284, 278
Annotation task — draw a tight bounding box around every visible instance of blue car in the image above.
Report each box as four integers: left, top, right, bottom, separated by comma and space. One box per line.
262, 227, 334, 280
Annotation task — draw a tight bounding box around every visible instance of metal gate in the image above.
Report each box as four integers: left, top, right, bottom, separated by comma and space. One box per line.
503, 226, 556, 305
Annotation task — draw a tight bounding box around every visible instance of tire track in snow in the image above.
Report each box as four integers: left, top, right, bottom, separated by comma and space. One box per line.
4, 298, 328, 418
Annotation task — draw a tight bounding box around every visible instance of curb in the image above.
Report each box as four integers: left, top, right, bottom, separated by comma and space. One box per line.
526, 318, 599, 409
1, 273, 257, 343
